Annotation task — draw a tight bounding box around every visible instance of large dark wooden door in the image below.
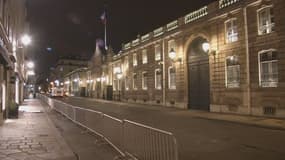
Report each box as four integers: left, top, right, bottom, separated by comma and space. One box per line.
188, 55, 210, 110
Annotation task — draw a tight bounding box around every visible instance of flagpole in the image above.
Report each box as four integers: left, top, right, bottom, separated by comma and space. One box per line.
105, 19, 107, 50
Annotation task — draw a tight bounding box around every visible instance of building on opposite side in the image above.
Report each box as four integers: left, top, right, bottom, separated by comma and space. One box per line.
64, 0, 285, 118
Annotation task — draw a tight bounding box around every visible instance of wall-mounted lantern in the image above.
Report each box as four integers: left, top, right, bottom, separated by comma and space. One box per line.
169, 48, 182, 63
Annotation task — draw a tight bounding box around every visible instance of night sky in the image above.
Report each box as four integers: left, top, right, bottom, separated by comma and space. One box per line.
27, 0, 215, 75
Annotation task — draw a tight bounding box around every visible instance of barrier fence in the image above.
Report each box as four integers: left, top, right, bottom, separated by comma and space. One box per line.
38, 94, 178, 160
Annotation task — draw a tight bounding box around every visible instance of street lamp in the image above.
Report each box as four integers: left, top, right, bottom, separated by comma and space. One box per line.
21, 34, 32, 46
169, 48, 182, 63
202, 42, 217, 57
27, 61, 34, 69
169, 48, 176, 59
202, 42, 210, 53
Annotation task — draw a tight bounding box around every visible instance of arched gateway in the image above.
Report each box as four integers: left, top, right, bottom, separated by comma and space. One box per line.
187, 36, 210, 111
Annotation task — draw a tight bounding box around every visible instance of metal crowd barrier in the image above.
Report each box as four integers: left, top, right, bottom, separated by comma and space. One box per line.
37, 94, 178, 160
123, 120, 178, 160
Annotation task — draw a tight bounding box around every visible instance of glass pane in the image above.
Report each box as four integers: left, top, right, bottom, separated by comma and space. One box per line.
271, 62, 278, 74
262, 63, 269, 74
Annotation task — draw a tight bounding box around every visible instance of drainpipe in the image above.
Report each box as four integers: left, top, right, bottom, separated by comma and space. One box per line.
162, 38, 166, 106
243, 6, 251, 115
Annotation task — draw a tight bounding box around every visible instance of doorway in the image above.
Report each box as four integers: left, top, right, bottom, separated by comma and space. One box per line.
188, 37, 210, 111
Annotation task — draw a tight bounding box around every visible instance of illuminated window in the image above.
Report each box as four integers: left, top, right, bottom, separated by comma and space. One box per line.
226, 56, 240, 88
168, 40, 176, 58
133, 53, 138, 66
113, 79, 121, 91
133, 73, 137, 90
155, 69, 162, 90
258, 6, 275, 35
155, 45, 161, 61
142, 72, 147, 90
142, 49, 148, 64
225, 18, 238, 43
259, 50, 278, 87
113, 79, 118, 91
168, 67, 176, 89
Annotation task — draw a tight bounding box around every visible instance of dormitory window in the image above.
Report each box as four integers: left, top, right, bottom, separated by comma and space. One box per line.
225, 18, 238, 43
259, 50, 278, 88
258, 6, 275, 35
133, 73, 137, 90
168, 40, 176, 58
142, 49, 148, 64
133, 53, 138, 66
125, 76, 129, 90
155, 69, 162, 90
168, 67, 176, 90
142, 72, 147, 90
155, 45, 161, 61
226, 56, 240, 88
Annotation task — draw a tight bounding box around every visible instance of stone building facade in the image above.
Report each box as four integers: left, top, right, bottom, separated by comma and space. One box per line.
49, 57, 88, 83
0, 0, 27, 124
66, 0, 285, 118
63, 67, 89, 97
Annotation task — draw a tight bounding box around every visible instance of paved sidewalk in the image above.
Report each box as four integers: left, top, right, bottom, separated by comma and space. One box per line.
73, 96, 285, 130
0, 99, 76, 160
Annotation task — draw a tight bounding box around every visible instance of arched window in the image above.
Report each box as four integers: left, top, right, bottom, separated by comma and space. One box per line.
225, 18, 238, 43
257, 6, 275, 35
142, 72, 148, 90
259, 49, 278, 87
133, 73, 137, 90
168, 67, 176, 90
155, 69, 162, 90
225, 56, 240, 88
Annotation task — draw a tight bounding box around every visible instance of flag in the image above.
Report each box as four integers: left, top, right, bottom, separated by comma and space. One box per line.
96, 38, 105, 48
100, 11, 106, 24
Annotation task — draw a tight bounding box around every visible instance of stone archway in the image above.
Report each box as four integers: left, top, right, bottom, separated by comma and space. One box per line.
187, 36, 210, 111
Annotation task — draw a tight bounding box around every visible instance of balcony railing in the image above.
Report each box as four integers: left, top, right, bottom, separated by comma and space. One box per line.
167, 20, 178, 31
124, 43, 131, 50
132, 38, 140, 47
153, 27, 164, 37
219, 0, 240, 9
141, 33, 150, 42
185, 6, 208, 24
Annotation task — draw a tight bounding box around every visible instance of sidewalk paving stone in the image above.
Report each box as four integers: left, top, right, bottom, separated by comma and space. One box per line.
0, 99, 77, 160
